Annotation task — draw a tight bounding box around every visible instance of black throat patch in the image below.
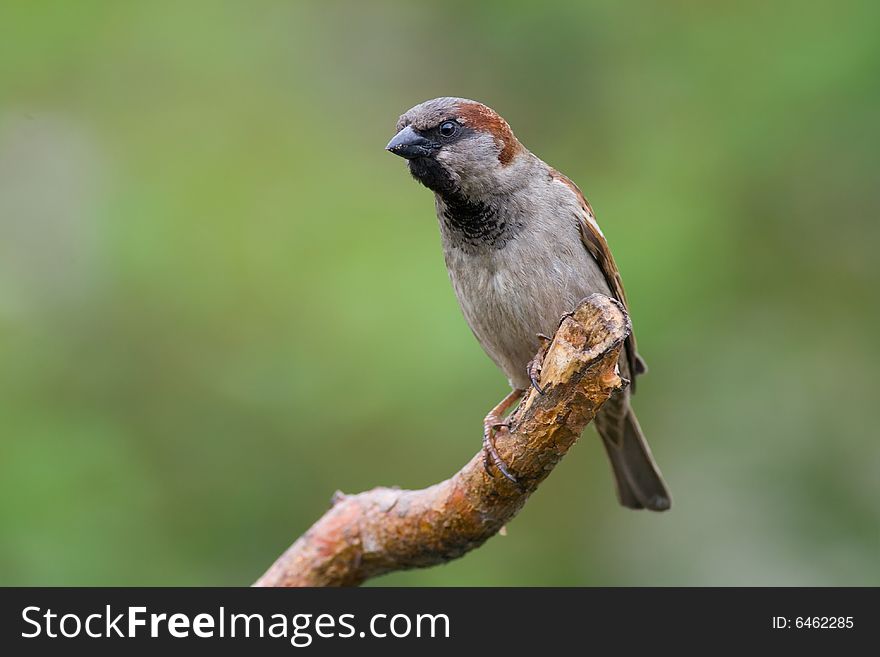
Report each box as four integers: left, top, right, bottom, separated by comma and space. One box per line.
408, 157, 522, 250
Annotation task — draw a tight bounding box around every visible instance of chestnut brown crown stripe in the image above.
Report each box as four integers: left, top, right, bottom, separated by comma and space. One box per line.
456, 102, 523, 165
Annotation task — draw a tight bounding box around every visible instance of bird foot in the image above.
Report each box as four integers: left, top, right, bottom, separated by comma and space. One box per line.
481, 389, 526, 487
527, 333, 552, 395
482, 419, 519, 485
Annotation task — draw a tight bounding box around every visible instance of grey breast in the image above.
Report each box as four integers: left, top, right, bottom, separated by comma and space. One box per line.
439, 176, 613, 389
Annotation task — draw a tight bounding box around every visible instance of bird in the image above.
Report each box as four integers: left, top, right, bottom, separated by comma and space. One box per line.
385, 97, 671, 511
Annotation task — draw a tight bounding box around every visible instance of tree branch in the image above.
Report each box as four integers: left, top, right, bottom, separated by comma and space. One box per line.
254, 293, 630, 587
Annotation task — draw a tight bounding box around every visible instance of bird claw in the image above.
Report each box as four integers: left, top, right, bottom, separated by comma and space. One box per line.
482, 421, 519, 485
527, 334, 551, 395
529, 372, 546, 396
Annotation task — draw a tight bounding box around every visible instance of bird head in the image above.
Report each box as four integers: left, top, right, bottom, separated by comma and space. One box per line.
386, 97, 526, 199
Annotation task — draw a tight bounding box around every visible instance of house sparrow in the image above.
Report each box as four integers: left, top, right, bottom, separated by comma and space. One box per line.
386, 97, 671, 511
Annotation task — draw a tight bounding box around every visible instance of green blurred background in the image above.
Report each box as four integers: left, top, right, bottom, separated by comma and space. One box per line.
1, 0, 878, 586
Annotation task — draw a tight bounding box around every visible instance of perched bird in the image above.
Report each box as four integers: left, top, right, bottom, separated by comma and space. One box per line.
386, 97, 670, 511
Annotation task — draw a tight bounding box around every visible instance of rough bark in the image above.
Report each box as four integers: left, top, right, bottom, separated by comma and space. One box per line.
254, 293, 630, 587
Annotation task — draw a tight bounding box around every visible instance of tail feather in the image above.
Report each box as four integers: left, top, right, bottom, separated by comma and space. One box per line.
597, 403, 671, 512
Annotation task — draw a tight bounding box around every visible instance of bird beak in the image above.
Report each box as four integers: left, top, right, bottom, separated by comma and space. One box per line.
385, 126, 437, 160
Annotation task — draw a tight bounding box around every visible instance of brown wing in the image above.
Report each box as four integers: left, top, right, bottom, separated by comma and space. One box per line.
550, 169, 646, 389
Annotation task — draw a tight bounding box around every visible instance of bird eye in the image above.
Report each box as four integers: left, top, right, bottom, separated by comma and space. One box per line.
438, 121, 458, 138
